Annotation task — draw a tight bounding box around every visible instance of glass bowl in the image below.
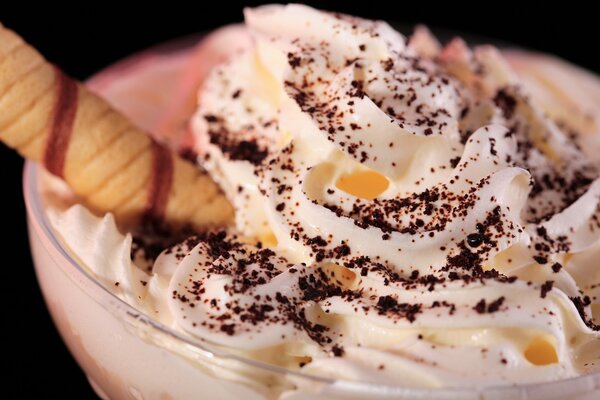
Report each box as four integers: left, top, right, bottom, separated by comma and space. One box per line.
23, 31, 600, 400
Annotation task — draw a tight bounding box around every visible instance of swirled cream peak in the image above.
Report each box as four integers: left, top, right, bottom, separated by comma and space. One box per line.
47, 3, 600, 390
185, 4, 600, 386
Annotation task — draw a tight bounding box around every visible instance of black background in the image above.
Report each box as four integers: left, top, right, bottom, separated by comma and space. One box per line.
1, 2, 597, 398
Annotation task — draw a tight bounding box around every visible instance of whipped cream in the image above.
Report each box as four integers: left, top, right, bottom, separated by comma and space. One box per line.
47, 3, 600, 390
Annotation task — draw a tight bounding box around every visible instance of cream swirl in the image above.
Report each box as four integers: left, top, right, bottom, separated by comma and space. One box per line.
183, 4, 600, 386
46, 3, 600, 390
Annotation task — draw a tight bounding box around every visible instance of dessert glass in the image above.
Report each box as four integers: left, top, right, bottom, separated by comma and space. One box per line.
24, 33, 600, 400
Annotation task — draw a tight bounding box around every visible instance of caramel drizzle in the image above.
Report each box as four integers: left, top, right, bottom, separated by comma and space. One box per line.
44, 67, 78, 178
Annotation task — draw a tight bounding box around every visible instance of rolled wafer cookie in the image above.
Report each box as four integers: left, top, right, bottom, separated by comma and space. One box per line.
0, 24, 233, 231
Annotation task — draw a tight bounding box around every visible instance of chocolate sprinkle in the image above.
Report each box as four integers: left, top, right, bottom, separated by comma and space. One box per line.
540, 281, 554, 298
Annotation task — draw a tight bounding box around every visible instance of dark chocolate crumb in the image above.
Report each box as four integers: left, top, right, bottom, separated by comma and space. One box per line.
551, 263, 562, 273
332, 345, 345, 357
534, 256, 548, 265
540, 281, 554, 298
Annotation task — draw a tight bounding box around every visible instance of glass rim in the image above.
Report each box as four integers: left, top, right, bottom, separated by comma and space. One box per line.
22, 25, 600, 397
23, 162, 600, 397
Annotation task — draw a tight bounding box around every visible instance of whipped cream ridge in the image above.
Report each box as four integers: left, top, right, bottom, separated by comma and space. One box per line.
48, 4, 600, 389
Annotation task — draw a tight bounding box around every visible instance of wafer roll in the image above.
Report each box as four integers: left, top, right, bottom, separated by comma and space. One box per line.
0, 24, 233, 231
